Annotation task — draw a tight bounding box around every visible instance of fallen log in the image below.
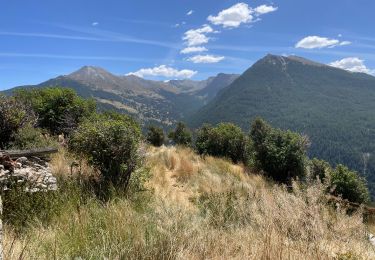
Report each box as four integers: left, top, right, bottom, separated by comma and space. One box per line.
0, 147, 58, 159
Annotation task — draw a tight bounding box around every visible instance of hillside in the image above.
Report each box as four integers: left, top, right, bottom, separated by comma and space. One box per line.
3, 67, 238, 127
4, 146, 374, 259
190, 54, 375, 196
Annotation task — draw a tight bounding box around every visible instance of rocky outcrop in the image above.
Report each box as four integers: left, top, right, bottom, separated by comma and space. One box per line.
0, 153, 57, 192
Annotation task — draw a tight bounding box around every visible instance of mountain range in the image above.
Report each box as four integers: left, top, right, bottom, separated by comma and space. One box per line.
191, 54, 375, 195
3, 54, 375, 196
4, 66, 239, 127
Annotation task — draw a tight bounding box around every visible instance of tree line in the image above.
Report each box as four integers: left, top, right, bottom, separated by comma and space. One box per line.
0, 87, 370, 204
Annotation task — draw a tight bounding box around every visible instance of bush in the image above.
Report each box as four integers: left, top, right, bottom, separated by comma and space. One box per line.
195, 123, 247, 163
308, 158, 332, 183
69, 113, 141, 190
146, 126, 164, 147
168, 122, 192, 146
250, 118, 308, 182
330, 164, 370, 204
0, 95, 36, 149
9, 124, 58, 150
15, 87, 96, 135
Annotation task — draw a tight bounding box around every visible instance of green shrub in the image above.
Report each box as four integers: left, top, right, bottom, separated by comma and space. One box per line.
9, 124, 58, 150
168, 122, 192, 146
250, 118, 308, 182
146, 126, 164, 147
69, 113, 141, 190
195, 123, 247, 163
15, 87, 96, 135
308, 158, 332, 183
330, 164, 370, 204
0, 95, 36, 149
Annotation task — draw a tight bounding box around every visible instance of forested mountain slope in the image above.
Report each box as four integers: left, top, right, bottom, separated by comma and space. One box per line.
190, 54, 375, 195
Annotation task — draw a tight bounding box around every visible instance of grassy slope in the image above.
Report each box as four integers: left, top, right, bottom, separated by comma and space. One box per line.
4, 146, 375, 259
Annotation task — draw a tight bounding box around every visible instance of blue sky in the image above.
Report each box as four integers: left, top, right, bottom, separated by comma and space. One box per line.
1, 0, 375, 90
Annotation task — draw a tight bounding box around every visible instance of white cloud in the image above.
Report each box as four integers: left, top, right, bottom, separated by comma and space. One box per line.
187, 54, 225, 63
339, 40, 351, 46
329, 57, 374, 75
183, 24, 214, 46
254, 5, 278, 15
187, 10, 194, 16
295, 36, 351, 49
92, 22, 99, 26
207, 3, 277, 28
207, 3, 252, 28
126, 65, 197, 78
180, 46, 208, 54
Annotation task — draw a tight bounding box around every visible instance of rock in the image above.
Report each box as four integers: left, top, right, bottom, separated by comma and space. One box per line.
0, 155, 58, 191
16, 157, 28, 164
37, 184, 47, 189
15, 162, 22, 169
48, 184, 58, 191
48, 177, 57, 184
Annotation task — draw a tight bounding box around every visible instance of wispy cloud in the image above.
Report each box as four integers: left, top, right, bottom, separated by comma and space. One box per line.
92, 22, 99, 26
187, 54, 224, 63
0, 24, 179, 49
56, 24, 179, 48
180, 46, 208, 54
0, 52, 154, 62
187, 10, 194, 16
0, 31, 104, 41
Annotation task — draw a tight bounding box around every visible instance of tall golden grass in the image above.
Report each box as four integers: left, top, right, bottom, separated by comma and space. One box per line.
4, 145, 375, 259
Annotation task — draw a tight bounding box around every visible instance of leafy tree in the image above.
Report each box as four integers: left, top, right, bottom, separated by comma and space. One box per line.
15, 87, 96, 135
250, 118, 308, 182
195, 123, 247, 163
330, 165, 370, 204
168, 122, 192, 146
0, 95, 36, 149
69, 113, 141, 189
146, 126, 164, 147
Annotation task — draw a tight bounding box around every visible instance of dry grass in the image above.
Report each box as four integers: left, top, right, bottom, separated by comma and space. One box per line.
4, 146, 375, 259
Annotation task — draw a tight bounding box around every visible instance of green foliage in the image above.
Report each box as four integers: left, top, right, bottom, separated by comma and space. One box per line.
69, 113, 141, 190
308, 158, 332, 183
330, 164, 370, 204
0, 95, 36, 149
250, 118, 308, 182
168, 122, 192, 146
9, 124, 58, 150
189, 55, 375, 198
195, 123, 247, 163
146, 125, 164, 147
15, 87, 96, 135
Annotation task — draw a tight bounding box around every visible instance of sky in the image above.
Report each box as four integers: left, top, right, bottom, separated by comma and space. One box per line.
1, 0, 375, 90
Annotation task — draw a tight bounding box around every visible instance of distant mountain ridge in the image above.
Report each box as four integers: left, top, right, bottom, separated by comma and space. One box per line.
190, 54, 375, 196
3, 66, 239, 127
